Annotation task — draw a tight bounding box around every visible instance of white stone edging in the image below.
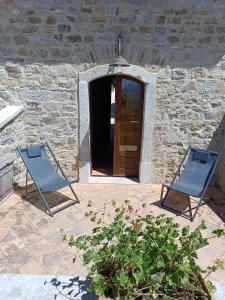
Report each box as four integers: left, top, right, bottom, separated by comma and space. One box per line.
0, 106, 24, 129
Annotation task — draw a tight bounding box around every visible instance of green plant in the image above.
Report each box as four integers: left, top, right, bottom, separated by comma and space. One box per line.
63, 200, 225, 300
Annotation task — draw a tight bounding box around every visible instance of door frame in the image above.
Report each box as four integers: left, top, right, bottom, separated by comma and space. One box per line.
78, 64, 156, 183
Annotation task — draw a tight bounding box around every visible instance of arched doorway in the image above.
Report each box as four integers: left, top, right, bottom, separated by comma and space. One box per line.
90, 75, 144, 177
78, 64, 156, 183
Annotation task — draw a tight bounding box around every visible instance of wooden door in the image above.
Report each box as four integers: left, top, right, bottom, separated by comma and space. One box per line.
113, 75, 144, 177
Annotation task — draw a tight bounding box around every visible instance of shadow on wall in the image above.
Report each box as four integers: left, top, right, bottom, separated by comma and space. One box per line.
0, 1, 225, 68
207, 114, 225, 191
2, 39, 225, 71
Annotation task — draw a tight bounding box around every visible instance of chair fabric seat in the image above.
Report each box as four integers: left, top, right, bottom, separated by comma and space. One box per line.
38, 175, 73, 193
168, 150, 217, 197
160, 147, 221, 222
169, 181, 202, 197
17, 143, 79, 217
19, 144, 73, 193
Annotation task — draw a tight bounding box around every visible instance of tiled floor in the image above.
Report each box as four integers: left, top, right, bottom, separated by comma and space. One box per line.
0, 183, 225, 281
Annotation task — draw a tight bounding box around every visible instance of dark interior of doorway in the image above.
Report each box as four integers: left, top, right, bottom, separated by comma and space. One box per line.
90, 76, 115, 176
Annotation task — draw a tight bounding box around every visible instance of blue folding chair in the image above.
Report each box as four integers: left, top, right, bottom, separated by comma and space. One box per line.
18, 143, 79, 217
160, 146, 221, 221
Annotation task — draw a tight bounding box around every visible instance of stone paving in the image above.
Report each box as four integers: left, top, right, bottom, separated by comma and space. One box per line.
0, 183, 225, 282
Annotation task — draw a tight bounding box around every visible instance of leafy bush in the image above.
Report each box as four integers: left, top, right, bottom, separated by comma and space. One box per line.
63, 200, 224, 299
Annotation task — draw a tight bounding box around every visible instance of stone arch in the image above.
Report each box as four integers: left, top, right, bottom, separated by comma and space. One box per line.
78, 64, 156, 183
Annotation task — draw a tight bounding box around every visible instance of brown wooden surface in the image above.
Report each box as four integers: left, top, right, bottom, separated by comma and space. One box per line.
89, 82, 93, 173
113, 75, 144, 177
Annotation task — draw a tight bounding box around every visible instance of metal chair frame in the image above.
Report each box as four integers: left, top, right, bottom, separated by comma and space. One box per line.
18, 143, 79, 217
160, 146, 221, 222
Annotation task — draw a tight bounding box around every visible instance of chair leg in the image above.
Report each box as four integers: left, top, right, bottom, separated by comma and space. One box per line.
188, 197, 193, 220
25, 170, 28, 200
160, 184, 164, 203
190, 197, 204, 222
160, 184, 204, 222
68, 184, 80, 203
160, 184, 169, 208
37, 188, 53, 217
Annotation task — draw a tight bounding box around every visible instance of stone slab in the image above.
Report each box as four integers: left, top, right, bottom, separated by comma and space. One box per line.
213, 281, 225, 300
0, 273, 224, 300
0, 106, 24, 129
0, 273, 95, 300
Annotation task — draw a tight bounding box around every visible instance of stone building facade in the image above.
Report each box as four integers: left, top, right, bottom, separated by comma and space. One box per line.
0, 1, 225, 190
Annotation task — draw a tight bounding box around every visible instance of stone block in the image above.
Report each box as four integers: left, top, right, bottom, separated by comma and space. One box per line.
169, 17, 181, 24
81, 7, 92, 14
13, 0, 33, 8
17, 48, 29, 57
28, 17, 42, 24
156, 16, 166, 25
24, 116, 39, 126
35, 0, 54, 8
67, 35, 82, 43
19, 79, 40, 88
67, 16, 75, 22
14, 35, 29, 45
215, 82, 225, 93
58, 24, 71, 33
54, 33, 63, 42
46, 64, 77, 77
139, 26, 151, 33
84, 35, 94, 43
198, 36, 211, 43
168, 36, 179, 43
191, 67, 208, 78
22, 26, 38, 33
175, 9, 188, 15
218, 36, 225, 43
217, 27, 225, 33
50, 48, 61, 57
204, 26, 214, 34
171, 68, 188, 80
46, 16, 57, 25
91, 16, 106, 23
5, 64, 22, 78
55, 78, 75, 90
154, 27, 166, 35
19, 90, 53, 102
37, 49, 48, 58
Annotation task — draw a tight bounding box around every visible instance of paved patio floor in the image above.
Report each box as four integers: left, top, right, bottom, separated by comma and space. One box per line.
0, 183, 225, 282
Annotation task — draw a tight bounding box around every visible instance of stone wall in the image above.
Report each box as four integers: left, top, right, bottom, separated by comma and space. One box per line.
0, 0, 224, 66
0, 63, 79, 180
0, 1, 225, 189
152, 64, 225, 186
0, 111, 25, 185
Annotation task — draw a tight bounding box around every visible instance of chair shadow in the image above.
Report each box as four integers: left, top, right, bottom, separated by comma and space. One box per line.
153, 189, 193, 217
44, 276, 96, 300
206, 186, 225, 222
153, 187, 225, 222
14, 183, 76, 215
